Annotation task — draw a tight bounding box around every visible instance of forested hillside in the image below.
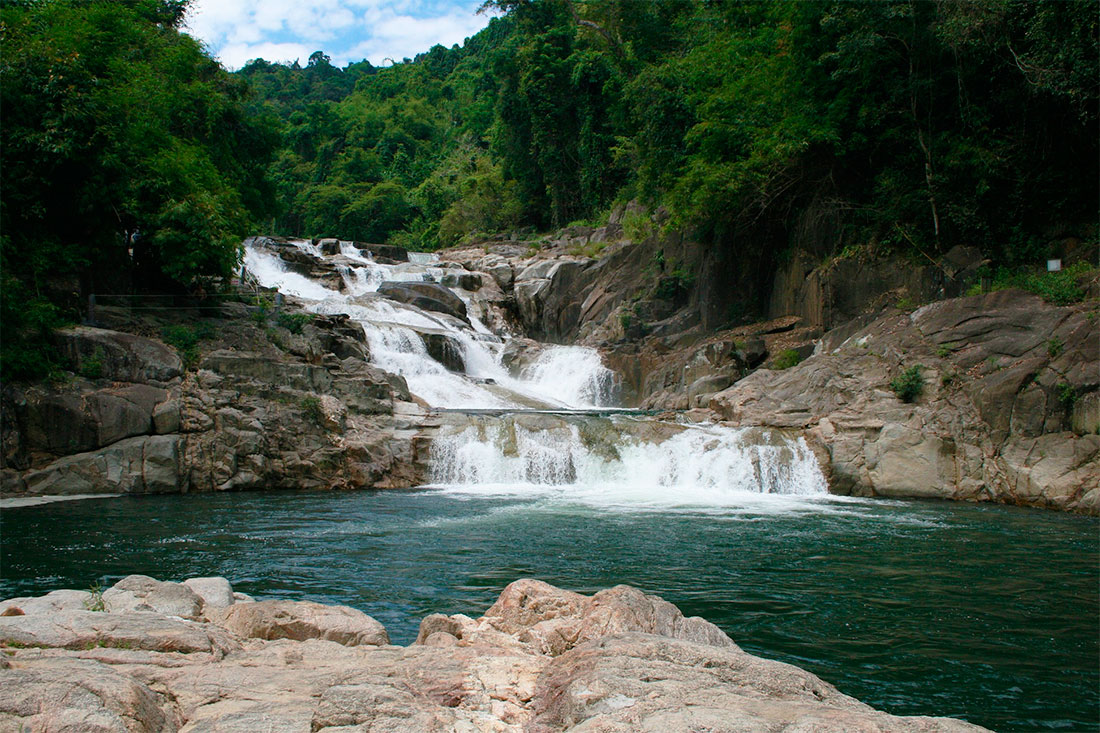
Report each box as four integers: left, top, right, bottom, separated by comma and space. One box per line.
1, 0, 1096, 380
242, 0, 1097, 266
1, 0, 277, 377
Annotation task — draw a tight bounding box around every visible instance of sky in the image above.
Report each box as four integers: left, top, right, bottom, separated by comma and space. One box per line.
185, 0, 497, 70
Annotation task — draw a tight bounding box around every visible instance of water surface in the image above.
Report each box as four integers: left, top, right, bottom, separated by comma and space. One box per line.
1, 490, 1095, 732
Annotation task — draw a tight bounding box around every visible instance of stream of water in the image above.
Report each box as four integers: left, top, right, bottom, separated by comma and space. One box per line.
2, 239, 1095, 731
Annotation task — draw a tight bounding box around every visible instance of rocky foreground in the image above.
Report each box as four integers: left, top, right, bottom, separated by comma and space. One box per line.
0, 576, 986, 732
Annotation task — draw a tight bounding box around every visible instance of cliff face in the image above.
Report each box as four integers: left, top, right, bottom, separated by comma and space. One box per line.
711, 290, 1098, 513
1, 306, 433, 497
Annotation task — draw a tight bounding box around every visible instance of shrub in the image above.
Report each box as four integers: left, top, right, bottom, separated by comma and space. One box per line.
772, 349, 803, 370
985, 262, 1094, 305
1057, 383, 1077, 408
654, 268, 695, 302
79, 348, 105, 380
1047, 336, 1064, 358
301, 395, 324, 426
276, 311, 312, 334
162, 325, 201, 368
891, 365, 924, 403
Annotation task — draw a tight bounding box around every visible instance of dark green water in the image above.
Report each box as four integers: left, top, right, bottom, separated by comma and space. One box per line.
1, 490, 1096, 731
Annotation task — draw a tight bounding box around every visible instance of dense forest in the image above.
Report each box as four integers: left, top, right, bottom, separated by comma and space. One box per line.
2, 0, 1097, 378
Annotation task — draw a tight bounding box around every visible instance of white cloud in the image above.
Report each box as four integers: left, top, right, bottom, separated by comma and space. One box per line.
185, 0, 493, 69
348, 10, 490, 65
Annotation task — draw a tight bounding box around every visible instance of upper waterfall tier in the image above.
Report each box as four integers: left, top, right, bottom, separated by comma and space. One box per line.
242, 237, 618, 410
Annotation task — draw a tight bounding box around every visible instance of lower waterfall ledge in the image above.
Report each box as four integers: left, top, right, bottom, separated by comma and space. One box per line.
0, 575, 988, 732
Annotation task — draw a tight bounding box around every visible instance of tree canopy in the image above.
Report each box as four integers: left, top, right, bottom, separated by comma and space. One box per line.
1, 0, 277, 378
242, 0, 1097, 265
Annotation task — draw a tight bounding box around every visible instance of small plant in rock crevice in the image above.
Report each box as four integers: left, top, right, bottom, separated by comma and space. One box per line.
1047, 336, 1064, 358
300, 395, 325, 426
891, 365, 924, 403
771, 349, 803, 370
84, 582, 105, 612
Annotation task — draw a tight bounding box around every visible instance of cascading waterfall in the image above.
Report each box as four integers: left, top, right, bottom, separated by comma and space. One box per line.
428, 416, 828, 501
243, 237, 829, 502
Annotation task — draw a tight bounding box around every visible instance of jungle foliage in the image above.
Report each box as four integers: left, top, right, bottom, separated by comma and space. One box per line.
242, 0, 1097, 264
1, 0, 277, 378
2, 0, 1096, 380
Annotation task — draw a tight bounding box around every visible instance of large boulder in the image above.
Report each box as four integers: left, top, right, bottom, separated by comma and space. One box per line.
22, 434, 183, 495
214, 599, 390, 647
0, 578, 990, 732
22, 384, 168, 455
377, 281, 468, 322
710, 290, 1099, 513
54, 326, 183, 383
101, 575, 204, 620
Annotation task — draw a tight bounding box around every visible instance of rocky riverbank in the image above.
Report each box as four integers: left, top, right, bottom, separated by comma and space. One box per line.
0, 576, 987, 732
1, 227, 1096, 512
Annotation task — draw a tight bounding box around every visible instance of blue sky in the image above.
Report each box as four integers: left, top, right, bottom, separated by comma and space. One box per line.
185, 0, 497, 70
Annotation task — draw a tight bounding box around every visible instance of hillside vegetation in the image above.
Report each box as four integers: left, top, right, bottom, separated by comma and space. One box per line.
1, 0, 1097, 379
243, 0, 1097, 265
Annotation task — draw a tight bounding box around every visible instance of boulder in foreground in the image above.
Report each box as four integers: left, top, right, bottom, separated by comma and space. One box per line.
0, 576, 988, 732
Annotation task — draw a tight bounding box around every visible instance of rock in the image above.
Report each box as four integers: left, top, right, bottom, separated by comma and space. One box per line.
102, 575, 204, 619
0, 609, 237, 654
183, 577, 235, 611
214, 600, 389, 647
0, 578, 989, 732
22, 435, 183, 495
22, 384, 168, 456
422, 332, 466, 373
0, 658, 179, 732
528, 634, 983, 733
711, 290, 1099, 513
377, 281, 468, 322
54, 326, 183, 383
0, 589, 93, 616
357, 242, 409, 264
441, 272, 483, 291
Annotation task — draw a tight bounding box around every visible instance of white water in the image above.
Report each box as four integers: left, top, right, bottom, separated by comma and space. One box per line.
429, 418, 828, 504
243, 238, 616, 409
243, 237, 829, 501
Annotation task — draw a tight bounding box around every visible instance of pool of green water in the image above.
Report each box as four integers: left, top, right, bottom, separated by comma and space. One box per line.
1, 490, 1095, 731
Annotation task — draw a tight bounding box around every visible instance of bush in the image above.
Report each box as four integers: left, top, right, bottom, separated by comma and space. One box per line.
276, 311, 312, 334
79, 348, 105, 380
982, 262, 1094, 305
891, 365, 924, 403
1057, 383, 1077, 408
654, 268, 695, 302
772, 349, 803, 370
301, 395, 325, 426
1047, 336, 1064, 358
162, 324, 208, 368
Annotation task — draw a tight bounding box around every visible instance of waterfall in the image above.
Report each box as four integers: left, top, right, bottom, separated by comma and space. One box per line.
429, 415, 827, 501
242, 237, 830, 501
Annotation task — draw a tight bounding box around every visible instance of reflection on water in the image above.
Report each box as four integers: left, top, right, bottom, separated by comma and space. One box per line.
1, 491, 1096, 732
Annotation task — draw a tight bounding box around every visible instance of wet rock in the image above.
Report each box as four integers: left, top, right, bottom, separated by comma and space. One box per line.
422, 332, 466, 373
377, 281, 468, 322
356, 242, 409, 264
